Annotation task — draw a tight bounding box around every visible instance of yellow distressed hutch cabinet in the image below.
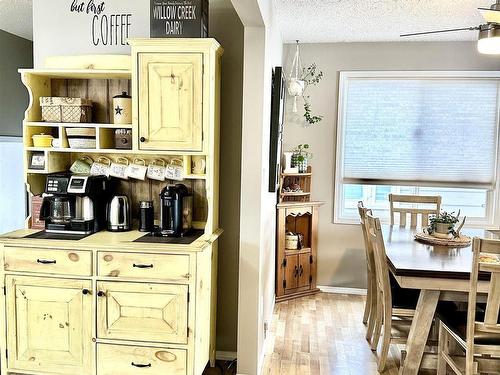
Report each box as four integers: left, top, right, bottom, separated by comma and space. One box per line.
0, 39, 223, 375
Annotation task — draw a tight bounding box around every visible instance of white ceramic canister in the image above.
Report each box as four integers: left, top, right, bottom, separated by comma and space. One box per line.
113, 92, 132, 125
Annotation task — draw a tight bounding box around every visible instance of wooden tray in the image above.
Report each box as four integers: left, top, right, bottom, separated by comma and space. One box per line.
414, 231, 471, 247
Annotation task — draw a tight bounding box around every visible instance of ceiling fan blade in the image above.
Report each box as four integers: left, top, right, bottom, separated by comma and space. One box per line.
478, 7, 500, 24
400, 26, 480, 37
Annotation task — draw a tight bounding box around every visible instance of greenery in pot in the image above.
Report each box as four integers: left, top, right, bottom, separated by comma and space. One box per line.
301, 64, 323, 126
291, 144, 313, 173
427, 210, 461, 238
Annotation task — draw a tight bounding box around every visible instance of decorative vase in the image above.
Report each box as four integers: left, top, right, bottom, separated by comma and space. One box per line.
433, 223, 454, 239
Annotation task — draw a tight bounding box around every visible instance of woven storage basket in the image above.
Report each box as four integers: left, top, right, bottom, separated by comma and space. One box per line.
40, 97, 92, 123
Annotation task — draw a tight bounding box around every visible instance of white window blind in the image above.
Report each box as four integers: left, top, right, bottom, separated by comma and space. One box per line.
340, 75, 500, 189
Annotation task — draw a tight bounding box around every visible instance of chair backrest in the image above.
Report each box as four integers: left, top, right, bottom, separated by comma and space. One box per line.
365, 212, 391, 302
389, 194, 441, 228
467, 237, 500, 352
358, 201, 375, 275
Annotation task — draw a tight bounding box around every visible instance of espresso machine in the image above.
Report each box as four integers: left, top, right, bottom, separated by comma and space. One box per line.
40, 173, 109, 235
160, 184, 193, 237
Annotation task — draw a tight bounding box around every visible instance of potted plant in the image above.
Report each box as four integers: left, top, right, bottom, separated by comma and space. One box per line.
291, 144, 312, 173
427, 210, 466, 239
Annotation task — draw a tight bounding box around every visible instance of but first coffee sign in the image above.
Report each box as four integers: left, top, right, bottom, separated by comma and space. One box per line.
150, 0, 208, 38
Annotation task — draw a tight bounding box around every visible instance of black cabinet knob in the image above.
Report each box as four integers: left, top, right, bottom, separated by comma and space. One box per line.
140, 137, 146, 143
97, 291, 105, 297
82, 289, 90, 295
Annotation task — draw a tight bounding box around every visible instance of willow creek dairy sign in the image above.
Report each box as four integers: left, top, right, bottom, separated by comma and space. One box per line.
70, 0, 132, 46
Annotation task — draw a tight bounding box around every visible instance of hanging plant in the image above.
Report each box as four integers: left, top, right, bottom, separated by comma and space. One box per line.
301, 63, 323, 126
287, 41, 324, 126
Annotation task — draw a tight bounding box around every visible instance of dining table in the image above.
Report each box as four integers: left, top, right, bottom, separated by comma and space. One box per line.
383, 225, 499, 375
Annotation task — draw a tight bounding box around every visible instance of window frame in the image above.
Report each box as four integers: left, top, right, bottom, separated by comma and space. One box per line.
334, 71, 500, 228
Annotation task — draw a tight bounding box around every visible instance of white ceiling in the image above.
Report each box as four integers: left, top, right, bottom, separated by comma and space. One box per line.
0, 0, 33, 40
273, 0, 489, 43
0, 0, 492, 43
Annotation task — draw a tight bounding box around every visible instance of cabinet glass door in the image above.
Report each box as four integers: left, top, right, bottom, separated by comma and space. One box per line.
5, 275, 92, 374
138, 52, 203, 151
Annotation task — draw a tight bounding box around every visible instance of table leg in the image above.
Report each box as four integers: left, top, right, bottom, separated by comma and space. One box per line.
399, 289, 440, 375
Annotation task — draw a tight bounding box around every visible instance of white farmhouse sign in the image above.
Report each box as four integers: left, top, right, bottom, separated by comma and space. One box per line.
33, 0, 150, 67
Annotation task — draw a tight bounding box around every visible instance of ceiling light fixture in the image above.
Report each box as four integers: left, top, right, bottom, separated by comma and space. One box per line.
477, 24, 500, 54
401, 0, 500, 55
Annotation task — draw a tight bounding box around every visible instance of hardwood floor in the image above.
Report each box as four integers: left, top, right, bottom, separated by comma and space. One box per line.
261, 292, 405, 375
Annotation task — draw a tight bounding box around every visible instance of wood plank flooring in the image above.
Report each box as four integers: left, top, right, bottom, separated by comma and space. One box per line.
261, 292, 405, 375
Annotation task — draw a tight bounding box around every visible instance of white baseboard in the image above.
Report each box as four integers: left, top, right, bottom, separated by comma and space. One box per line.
216, 350, 237, 361
318, 285, 367, 295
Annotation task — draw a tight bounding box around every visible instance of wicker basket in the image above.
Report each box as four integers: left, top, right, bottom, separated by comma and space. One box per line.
40, 97, 92, 123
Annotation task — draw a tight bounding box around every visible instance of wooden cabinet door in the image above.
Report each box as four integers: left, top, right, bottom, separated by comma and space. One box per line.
97, 281, 188, 344
298, 253, 311, 288
138, 52, 203, 152
284, 254, 298, 291
5, 275, 92, 375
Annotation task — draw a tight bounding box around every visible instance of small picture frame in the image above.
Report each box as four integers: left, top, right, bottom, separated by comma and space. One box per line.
29, 152, 45, 170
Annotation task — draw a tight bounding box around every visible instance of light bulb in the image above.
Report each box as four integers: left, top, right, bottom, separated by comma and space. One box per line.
478, 36, 500, 54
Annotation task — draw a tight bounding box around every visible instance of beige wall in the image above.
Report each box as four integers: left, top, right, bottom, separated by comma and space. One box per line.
0, 30, 32, 137
232, 0, 283, 373
282, 42, 500, 289
209, 6, 244, 353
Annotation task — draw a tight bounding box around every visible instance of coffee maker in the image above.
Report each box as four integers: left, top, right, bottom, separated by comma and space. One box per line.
160, 184, 193, 237
40, 173, 109, 235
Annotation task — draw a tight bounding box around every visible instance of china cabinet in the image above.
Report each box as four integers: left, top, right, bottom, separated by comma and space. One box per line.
275, 201, 323, 302
0, 38, 223, 375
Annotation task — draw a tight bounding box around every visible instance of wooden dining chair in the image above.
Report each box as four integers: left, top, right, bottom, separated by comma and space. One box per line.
357, 201, 377, 343
365, 212, 416, 371
437, 237, 500, 375
389, 194, 441, 227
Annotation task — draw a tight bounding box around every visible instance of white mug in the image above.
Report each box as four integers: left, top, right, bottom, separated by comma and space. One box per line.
109, 157, 129, 179
90, 157, 111, 177
147, 159, 166, 181
191, 156, 206, 175
165, 158, 184, 181
126, 158, 148, 180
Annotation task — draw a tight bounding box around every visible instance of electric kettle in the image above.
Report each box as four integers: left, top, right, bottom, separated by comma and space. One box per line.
107, 195, 131, 232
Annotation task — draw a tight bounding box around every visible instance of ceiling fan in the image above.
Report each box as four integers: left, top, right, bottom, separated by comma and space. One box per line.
400, 0, 500, 54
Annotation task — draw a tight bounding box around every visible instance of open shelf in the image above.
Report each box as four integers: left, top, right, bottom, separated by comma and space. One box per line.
26, 147, 132, 154
25, 121, 132, 129
19, 68, 132, 79
285, 247, 312, 256
282, 172, 312, 177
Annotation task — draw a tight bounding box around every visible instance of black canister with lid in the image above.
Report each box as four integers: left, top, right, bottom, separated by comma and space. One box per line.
139, 201, 154, 232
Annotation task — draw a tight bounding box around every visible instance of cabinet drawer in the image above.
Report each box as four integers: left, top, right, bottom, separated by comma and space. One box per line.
97, 281, 188, 344
97, 344, 187, 375
97, 251, 190, 280
4, 247, 92, 276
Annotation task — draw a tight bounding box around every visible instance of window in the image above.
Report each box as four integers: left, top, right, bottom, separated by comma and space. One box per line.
335, 71, 500, 227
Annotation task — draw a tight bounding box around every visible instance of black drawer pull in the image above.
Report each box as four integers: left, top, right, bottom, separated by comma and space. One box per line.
131, 362, 151, 368
133, 263, 154, 269
37, 259, 56, 264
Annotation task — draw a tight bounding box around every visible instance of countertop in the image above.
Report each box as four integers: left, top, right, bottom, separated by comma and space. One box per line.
0, 228, 223, 253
